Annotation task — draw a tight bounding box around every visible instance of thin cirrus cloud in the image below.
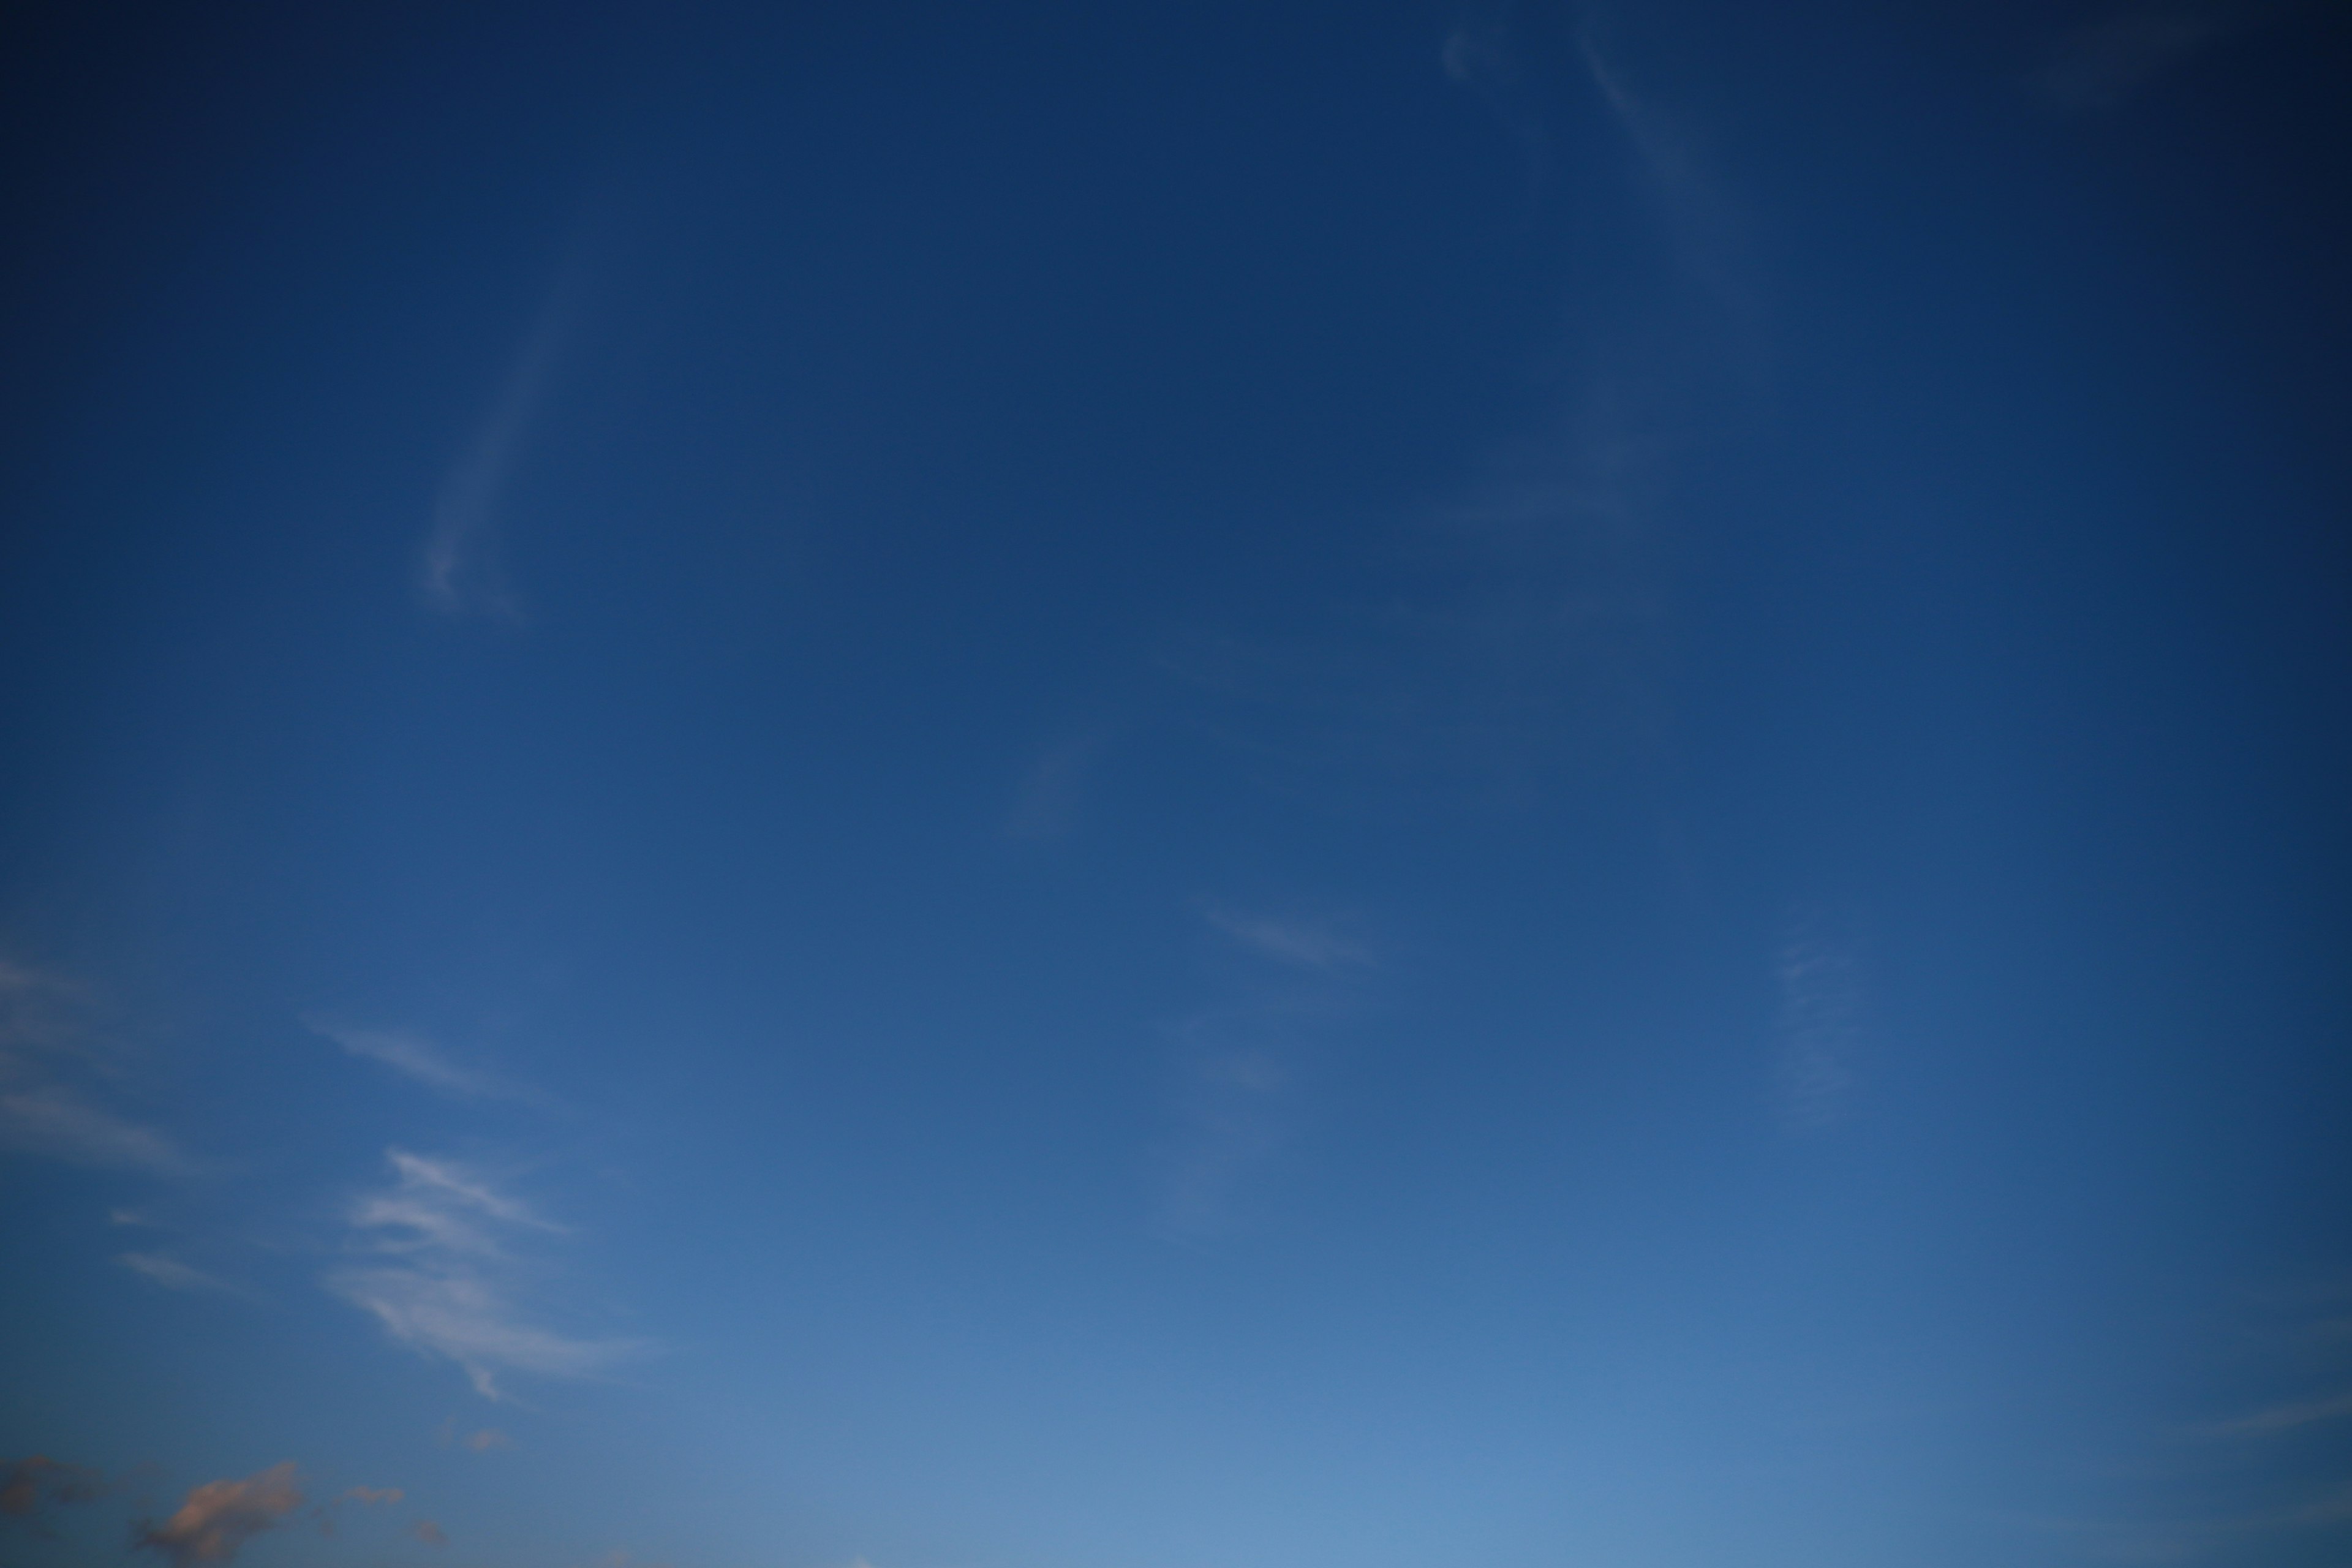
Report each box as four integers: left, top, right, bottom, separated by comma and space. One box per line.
0, 959, 189, 1177
2206, 1388, 2352, 1438
0, 1085, 187, 1175
134, 1463, 304, 1568
419, 268, 582, 622
1157, 907, 1375, 1236
1203, 908, 1373, 972
303, 1016, 543, 1107
2027, 5, 2243, 111
1003, 736, 1098, 841
1774, 907, 1866, 1133
328, 1148, 647, 1400
116, 1253, 251, 1300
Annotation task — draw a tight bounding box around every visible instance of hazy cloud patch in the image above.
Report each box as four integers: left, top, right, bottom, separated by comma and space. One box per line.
1156, 912, 1376, 1236
1004, 736, 1099, 841
1, 1455, 107, 1525
134, 1463, 302, 1568
2028, 6, 2242, 111
2206, 1388, 2352, 1437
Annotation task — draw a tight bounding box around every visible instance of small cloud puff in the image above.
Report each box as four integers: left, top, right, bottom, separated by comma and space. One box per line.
465, 1428, 513, 1452
413, 1518, 450, 1548
135, 1463, 303, 1567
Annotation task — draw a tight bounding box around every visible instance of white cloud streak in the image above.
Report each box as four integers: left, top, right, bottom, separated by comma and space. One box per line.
303, 1017, 541, 1107
0, 1086, 187, 1174
420, 272, 581, 621
1205, 909, 1373, 971
117, 1253, 249, 1299
328, 1148, 643, 1400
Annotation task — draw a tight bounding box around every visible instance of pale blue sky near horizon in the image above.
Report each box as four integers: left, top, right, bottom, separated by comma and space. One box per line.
3, 2, 2349, 1566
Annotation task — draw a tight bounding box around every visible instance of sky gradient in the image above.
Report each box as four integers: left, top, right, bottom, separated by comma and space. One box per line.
3, 3, 2350, 1566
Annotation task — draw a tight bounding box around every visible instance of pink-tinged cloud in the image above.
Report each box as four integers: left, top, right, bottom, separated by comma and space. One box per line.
414, 1518, 450, 1548
1, 1455, 105, 1521
135, 1463, 302, 1567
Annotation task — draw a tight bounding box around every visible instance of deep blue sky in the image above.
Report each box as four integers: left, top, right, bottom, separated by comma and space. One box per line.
4, 3, 2349, 1566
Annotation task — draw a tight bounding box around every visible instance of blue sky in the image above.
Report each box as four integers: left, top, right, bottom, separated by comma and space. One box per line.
3, 2, 2349, 1566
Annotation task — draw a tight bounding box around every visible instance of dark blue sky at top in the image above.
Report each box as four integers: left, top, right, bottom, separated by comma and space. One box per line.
2, 4, 2349, 1567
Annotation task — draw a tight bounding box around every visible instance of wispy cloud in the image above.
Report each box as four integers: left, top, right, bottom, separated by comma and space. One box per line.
0, 1086, 187, 1174
303, 1017, 542, 1107
421, 267, 584, 622
1442, 1, 1552, 210
135, 1463, 303, 1568
1156, 908, 1376, 1235
1205, 908, 1374, 971
2206, 1388, 2352, 1437
413, 1518, 450, 1548
0, 959, 187, 1175
1004, 736, 1099, 840
2021, 1287, 2352, 1559
117, 1253, 251, 1299
1, 1455, 107, 1523
2027, 6, 2244, 112
1774, 907, 1866, 1133
328, 1148, 646, 1400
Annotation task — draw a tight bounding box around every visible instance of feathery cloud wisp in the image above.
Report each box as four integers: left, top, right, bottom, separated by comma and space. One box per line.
1206, 908, 1373, 971
304, 1017, 540, 1106
2029, 6, 2238, 111
421, 271, 581, 622
0, 958, 187, 1175
328, 1148, 644, 1400
0, 1086, 186, 1175
1775, 908, 1866, 1133
117, 1253, 248, 1298
2207, 1389, 2352, 1438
